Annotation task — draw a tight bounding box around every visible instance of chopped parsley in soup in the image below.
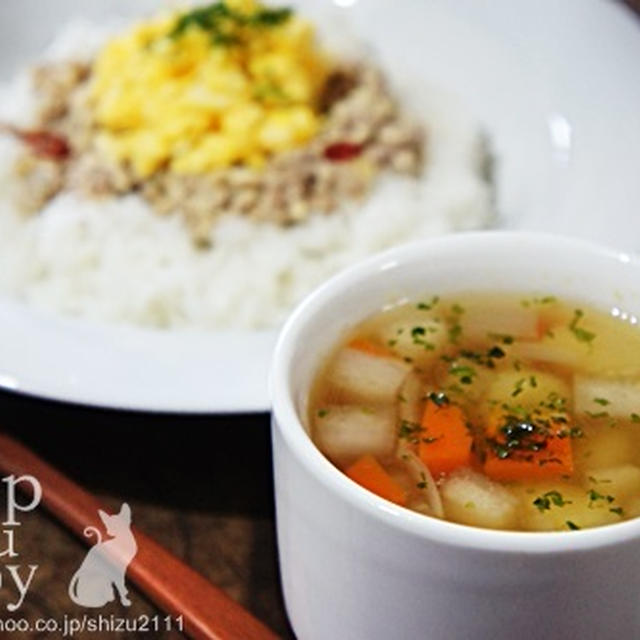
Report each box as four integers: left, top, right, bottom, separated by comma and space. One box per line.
310, 294, 640, 531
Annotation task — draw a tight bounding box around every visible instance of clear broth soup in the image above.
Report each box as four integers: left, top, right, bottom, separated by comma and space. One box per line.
310, 294, 640, 531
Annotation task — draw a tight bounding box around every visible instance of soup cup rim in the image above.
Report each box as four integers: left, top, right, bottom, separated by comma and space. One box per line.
270, 230, 640, 553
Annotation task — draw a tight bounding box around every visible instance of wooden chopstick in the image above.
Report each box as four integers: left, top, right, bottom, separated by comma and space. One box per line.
0, 431, 279, 640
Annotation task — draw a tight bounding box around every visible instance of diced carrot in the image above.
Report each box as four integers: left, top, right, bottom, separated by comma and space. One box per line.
348, 338, 394, 358
418, 400, 473, 477
483, 416, 574, 482
345, 454, 407, 506
484, 438, 572, 481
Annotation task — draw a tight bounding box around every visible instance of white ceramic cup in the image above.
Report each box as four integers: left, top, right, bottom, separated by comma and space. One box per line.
270, 232, 640, 640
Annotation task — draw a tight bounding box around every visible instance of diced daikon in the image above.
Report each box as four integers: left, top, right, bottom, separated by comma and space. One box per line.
509, 328, 588, 370
314, 405, 396, 465
441, 469, 519, 530
327, 347, 411, 404
574, 376, 640, 419
462, 300, 539, 340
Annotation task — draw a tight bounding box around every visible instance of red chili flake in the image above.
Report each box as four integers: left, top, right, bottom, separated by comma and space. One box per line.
20, 129, 71, 160
2, 124, 71, 160
323, 142, 362, 162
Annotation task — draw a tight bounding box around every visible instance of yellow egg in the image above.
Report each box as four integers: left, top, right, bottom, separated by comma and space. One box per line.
246, 151, 266, 169
280, 73, 314, 103
128, 131, 169, 177
249, 52, 292, 81
201, 66, 249, 96
258, 106, 318, 152
289, 105, 320, 140
156, 106, 211, 142
172, 133, 239, 173
90, 4, 328, 177
222, 103, 264, 134
94, 89, 142, 129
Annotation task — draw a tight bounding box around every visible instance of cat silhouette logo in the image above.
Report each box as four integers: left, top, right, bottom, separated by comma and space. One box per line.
68, 503, 138, 608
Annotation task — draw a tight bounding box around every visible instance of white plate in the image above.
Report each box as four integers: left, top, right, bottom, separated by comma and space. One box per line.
0, 0, 639, 413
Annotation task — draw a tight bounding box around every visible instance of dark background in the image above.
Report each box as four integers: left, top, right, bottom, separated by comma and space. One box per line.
0, 390, 294, 638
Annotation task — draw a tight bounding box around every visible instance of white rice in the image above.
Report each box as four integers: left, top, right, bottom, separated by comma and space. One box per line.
0, 21, 494, 330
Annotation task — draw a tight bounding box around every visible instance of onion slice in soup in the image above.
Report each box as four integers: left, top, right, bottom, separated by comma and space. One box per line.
398, 372, 425, 426
397, 443, 444, 518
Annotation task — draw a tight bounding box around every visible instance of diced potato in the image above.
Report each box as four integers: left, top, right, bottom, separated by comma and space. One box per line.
437, 356, 495, 407
574, 427, 635, 471
512, 321, 640, 378
574, 376, 640, 419
485, 369, 570, 411
327, 348, 411, 404
573, 313, 640, 377
314, 405, 396, 466
375, 312, 446, 367
441, 469, 519, 530
462, 300, 539, 340
517, 483, 619, 531
585, 465, 640, 503
398, 372, 425, 426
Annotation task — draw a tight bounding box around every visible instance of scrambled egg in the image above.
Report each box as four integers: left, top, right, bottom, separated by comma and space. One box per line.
90, 1, 330, 177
